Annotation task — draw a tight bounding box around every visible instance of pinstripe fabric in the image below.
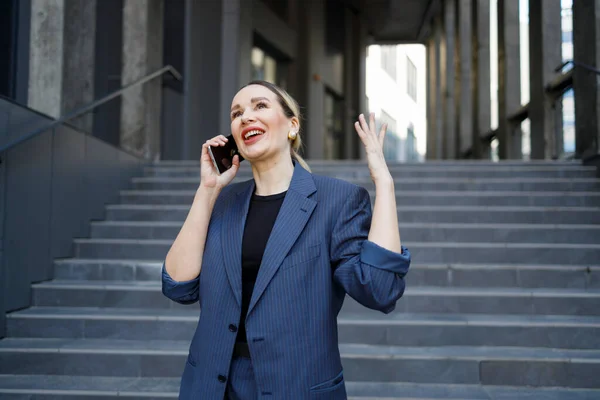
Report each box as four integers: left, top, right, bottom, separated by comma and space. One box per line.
162, 162, 411, 399
226, 357, 258, 400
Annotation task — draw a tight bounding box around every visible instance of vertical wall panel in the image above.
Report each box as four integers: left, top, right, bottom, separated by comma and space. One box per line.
0, 151, 6, 337
49, 125, 86, 263
83, 135, 120, 223
4, 132, 53, 310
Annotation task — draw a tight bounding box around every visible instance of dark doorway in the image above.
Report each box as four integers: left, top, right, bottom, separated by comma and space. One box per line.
93, 0, 124, 147
0, 0, 18, 99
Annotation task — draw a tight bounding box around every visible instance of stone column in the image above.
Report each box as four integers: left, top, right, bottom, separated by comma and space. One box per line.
442, 0, 457, 159
183, 0, 223, 160
426, 37, 436, 160
497, 0, 521, 159
434, 16, 444, 160
343, 8, 359, 160
28, 0, 96, 131
297, 0, 325, 160
219, 0, 253, 135
28, 0, 65, 118
529, 0, 562, 159
472, 0, 492, 159
121, 0, 164, 160
458, 0, 473, 157
426, 31, 441, 160
62, 0, 96, 132
572, 0, 600, 160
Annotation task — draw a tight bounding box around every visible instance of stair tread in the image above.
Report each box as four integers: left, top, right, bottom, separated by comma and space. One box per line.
9, 307, 600, 327
32, 280, 600, 296
1, 338, 600, 361
105, 203, 600, 211
71, 238, 600, 249
53, 258, 600, 271
121, 189, 600, 196
132, 176, 600, 183
91, 220, 600, 229
0, 375, 598, 399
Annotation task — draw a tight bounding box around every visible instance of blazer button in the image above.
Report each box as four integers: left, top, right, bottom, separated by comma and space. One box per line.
229, 324, 237, 332
218, 374, 227, 383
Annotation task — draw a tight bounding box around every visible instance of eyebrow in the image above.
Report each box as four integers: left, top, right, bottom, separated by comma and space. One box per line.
231, 97, 271, 111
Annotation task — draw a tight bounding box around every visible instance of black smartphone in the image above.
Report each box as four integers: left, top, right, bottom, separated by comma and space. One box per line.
208, 135, 244, 174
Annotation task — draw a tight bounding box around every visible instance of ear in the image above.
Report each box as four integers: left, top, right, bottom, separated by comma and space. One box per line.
289, 116, 300, 133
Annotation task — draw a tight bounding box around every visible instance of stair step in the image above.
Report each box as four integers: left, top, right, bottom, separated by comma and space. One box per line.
130, 176, 600, 192
143, 165, 597, 179
120, 189, 600, 207
152, 160, 586, 167
90, 220, 600, 244
31, 281, 600, 315
1, 339, 599, 387
71, 238, 600, 265
0, 375, 599, 399
7, 307, 600, 349
103, 204, 600, 224
53, 258, 600, 289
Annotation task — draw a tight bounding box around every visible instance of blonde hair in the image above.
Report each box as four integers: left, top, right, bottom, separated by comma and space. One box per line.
242, 80, 311, 172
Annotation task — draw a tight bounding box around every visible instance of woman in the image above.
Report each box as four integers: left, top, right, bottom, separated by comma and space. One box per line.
162, 80, 411, 400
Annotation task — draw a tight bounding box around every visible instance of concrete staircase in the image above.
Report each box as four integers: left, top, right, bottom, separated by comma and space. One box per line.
1, 160, 600, 399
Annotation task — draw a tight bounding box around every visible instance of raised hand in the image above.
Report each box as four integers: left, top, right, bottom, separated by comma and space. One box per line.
354, 113, 393, 185
200, 135, 240, 190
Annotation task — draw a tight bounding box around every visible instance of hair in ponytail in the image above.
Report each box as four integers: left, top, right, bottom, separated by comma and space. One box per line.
241, 80, 311, 172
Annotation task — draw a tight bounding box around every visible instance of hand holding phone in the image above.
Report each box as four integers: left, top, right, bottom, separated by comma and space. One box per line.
208, 134, 245, 175
200, 135, 242, 189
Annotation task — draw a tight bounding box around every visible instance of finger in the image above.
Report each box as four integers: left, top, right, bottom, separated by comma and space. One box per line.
207, 139, 223, 147
231, 154, 240, 168
201, 143, 212, 162
369, 112, 376, 134
219, 135, 228, 142
354, 121, 366, 139
378, 123, 387, 146
358, 114, 370, 137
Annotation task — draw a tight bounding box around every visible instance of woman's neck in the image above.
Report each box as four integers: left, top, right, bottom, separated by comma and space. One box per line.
251, 155, 294, 196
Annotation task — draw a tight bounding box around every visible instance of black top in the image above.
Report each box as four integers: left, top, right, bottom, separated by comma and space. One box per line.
236, 190, 287, 343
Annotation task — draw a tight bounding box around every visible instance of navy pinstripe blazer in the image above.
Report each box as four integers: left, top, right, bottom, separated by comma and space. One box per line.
162, 162, 411, 399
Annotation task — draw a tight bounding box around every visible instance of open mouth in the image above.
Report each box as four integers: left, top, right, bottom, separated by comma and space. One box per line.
243, 129, 265, 141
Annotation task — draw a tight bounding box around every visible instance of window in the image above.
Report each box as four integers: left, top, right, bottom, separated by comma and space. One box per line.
380, 46, 397, 80
379, 110, 397, 134
251, 46, 287, 88
252, 47, 276, 84
406, 56, 417, 102
379, 110, 398, 161
323, 90, 344, 160
406, 123, 418, 162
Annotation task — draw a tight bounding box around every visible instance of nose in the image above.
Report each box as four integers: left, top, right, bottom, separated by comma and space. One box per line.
240, 110, 256, 125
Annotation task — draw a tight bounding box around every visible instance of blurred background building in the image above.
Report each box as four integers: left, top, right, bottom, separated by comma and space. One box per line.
1, 0, 598, 164
366, 44, 427, 162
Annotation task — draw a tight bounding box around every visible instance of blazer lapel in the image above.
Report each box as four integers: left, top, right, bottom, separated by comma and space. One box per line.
247, 163, 317, 316
222, 180, 254, 308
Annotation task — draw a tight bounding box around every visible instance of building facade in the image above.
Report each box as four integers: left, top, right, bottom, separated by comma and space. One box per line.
0, 0, 373, 162
1, 0, 598, 164
366, 44, 426, 162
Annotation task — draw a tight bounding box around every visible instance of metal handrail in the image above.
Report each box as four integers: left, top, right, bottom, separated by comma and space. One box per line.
0, 65, 182, 155
555, 59, 600, 75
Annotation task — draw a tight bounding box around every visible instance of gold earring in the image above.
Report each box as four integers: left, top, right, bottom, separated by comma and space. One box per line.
288, 131, 297, 140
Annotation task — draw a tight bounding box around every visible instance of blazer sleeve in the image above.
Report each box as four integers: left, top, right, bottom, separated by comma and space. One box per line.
161, 262, 200, 305
331, 185, 411, 314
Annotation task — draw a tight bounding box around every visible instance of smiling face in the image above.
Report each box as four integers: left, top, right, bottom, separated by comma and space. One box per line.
230, 84, 298, 164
